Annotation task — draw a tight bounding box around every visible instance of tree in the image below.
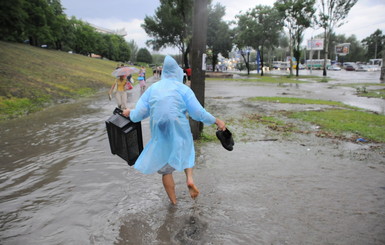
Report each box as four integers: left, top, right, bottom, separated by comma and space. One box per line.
232, 17, 252, 75
137, 48, 153, 63
272, 33, 290, 62
0, 0, 27, 42
94, 33, 109, 59
275, 0, 316, 76
362, 29, 385, 60
207, 3, 232, 71
127, 40, 138, 62
46, 0, 67, 50
24, 0, 55, 47
117, 37, 131, 62
234, 5, 283, 75
142, 0, 193, 67
317, 0, 358, 76
71, 19, 98, 55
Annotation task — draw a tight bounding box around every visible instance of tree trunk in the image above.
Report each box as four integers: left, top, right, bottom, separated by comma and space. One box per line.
380, 49, 385, 82
184, 43, 190, 68
212, 53, 218, 72
190, 0, 208, 140
323, 29, 328, 76
260, 48, 264, 76
240, 53, 249, 74
295, 34, 300, 77
289, 30, 293, 76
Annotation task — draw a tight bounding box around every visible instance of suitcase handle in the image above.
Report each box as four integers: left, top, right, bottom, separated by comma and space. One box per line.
113, 107, 132, 120
113, 107, 123, 115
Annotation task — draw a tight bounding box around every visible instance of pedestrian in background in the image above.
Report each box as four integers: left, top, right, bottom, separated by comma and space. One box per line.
138, 66, 146, 93
109, 75, 127, 109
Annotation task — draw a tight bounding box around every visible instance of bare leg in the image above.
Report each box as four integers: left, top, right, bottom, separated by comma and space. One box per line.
162, 174, 177, 205
184, 168, 199, 199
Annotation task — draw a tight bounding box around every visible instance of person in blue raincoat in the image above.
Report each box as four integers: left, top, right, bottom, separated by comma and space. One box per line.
122, 55, 226, 205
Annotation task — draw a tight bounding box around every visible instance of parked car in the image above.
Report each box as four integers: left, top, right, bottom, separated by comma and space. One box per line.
327, 64, 341, 71
367, 65, 381, 71
356, 65, 370, 72
345, 65, 356, 71
342, 62, 357, 70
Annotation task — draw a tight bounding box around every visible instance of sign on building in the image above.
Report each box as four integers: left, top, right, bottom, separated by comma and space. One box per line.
307, 39, 324, 50
335, 43, 350, 56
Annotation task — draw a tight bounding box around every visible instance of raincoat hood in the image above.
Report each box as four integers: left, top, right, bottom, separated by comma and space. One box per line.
161, 55, 184, 83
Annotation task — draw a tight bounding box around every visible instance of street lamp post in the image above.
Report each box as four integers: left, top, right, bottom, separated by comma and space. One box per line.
380, 38, 385, 82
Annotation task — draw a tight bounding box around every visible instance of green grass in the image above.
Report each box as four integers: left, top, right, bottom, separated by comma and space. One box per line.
357, 88, 385, 99
0, 41, 144, 120
289, 109, 385, 142
248, 96, 385, 142
249, 96, 351, 107
334, 83, 385, 87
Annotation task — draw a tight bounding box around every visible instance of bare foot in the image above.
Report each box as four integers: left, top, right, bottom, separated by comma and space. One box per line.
187, 183, 200, 199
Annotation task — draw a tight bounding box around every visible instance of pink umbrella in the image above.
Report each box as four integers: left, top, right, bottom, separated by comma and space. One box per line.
112, 66, 139, 77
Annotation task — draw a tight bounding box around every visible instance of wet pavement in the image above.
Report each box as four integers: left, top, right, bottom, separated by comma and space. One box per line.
0, 73, 385, 244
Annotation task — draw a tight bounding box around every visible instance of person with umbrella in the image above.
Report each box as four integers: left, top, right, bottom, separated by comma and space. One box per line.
109, 66, 139, 109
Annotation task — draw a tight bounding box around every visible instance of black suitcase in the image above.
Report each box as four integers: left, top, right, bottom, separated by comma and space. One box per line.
105, 108, 143, 165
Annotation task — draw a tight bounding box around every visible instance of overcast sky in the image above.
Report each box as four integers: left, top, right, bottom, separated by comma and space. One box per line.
61, 0, 385, 55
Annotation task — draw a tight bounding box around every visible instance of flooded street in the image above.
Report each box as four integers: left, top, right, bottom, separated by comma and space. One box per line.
1, 73, 385, 244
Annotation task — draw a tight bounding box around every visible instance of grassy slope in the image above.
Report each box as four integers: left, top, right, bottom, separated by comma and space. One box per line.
0, 41, 140, 120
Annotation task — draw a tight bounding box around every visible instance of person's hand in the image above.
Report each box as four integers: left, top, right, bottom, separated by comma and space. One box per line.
215, 118, 226, 131
122, 108, 130, 117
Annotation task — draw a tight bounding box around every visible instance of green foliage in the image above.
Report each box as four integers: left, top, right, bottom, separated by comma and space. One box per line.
207, 3, 232, 69
142, 0, 193, 57
0, 0, 28, 42
136, 48, 153, 64
127, 40, 138, 62
316, 0, 358, 75
234, 5, 283, 75
362, 29, 385, 60
275, 0, 316, 76
0, 0, 133, 63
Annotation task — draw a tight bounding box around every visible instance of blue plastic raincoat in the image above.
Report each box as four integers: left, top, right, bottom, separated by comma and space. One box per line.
130, 56, 216, 174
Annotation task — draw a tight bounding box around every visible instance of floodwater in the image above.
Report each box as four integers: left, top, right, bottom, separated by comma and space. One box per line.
1, 74, 385, 244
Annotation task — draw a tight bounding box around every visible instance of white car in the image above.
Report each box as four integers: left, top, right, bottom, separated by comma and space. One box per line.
356, 65, 370, 72
327, 64, 341, 71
